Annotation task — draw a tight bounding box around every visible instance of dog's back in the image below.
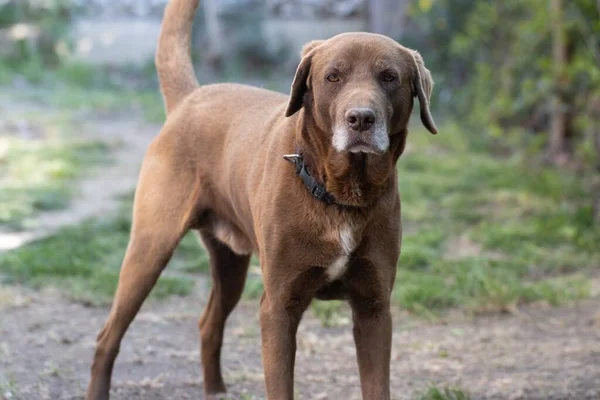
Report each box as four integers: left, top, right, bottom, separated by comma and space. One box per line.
153, 0, 293, 225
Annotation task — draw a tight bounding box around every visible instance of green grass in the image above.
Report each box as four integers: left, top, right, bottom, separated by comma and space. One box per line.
311, 300, 345, 327
394, 121, 598, 315
0, 62, 167, 228
8, 82, 164, 124
414, 385, 471, 400
243, 275, 265, 300
1, 120, 597, 312
3, 60, 165, 123
1, 119, 596, 313
1, 58, 597, 314
0, 122, 110, 228
0, 196, 205, 305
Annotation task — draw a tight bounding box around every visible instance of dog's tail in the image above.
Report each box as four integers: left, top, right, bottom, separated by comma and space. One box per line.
155, 0, 200, 115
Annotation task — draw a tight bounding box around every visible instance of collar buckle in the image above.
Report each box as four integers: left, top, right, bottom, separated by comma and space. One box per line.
282, 153, 337, 206
283, 154, 302, 163
312, 185, 324, 198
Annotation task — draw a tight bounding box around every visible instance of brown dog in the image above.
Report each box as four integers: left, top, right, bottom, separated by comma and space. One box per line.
86, 0, 437, 399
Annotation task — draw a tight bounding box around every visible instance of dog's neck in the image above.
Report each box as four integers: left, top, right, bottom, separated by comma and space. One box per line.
294, 109, 407, 208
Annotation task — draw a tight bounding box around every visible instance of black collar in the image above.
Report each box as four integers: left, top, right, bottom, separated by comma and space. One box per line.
283, 153, 338, 205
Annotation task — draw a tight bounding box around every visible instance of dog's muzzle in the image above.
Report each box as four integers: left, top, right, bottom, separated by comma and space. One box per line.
332, 107, 389, 154
332, 125, 389, 154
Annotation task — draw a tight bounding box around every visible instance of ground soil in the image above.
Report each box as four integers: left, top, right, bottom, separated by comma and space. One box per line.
1, 285, 599, 400
1, 99, 599, 400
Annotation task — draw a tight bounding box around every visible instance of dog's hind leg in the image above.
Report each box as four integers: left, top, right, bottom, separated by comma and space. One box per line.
197, 230, 251, 396
86, 144, 200, 400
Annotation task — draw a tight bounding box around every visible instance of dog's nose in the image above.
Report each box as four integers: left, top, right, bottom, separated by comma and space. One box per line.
345, 108, 376, 131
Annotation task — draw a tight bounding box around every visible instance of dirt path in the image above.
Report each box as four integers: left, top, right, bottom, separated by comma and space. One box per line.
1, 283, 599, 400
0, 107, 158, 252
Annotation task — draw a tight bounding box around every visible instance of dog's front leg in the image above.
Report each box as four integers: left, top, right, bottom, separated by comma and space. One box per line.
345, 257, 395, 400
351, 300, 392, 399
259, 265, 321, 399
259, 290, 308, 399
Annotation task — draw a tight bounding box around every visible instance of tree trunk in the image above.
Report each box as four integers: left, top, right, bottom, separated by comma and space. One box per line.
549, 0, 570, 165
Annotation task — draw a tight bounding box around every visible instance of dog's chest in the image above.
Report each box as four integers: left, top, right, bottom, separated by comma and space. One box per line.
325, 224, 358, 280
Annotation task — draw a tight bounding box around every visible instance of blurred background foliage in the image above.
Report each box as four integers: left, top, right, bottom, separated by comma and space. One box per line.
0, 0, 74, 79
403, 0, 600, 169
2, 0, 598, 172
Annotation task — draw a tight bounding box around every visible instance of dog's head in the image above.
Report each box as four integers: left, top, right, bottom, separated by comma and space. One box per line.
285, 33, 437, 155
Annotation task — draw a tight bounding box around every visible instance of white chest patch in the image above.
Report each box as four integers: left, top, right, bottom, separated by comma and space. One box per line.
326, 225, 357, 280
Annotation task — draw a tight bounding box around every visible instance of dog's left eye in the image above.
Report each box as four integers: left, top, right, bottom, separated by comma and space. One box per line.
326, 73, 340, 82
382, 73, 396, 82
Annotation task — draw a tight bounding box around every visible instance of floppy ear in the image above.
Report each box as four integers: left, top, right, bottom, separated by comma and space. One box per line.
411, 51, 438, 134
285, 40, 324, 117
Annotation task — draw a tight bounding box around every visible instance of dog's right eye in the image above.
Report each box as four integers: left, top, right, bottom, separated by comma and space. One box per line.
326, 73, 340, 82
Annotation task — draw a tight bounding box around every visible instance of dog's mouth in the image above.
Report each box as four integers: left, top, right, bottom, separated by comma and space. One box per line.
347, 139, 381, 154
333, 126, 389, 155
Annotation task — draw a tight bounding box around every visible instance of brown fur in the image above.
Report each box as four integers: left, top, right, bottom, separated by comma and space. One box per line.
86, 1, 437, 399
